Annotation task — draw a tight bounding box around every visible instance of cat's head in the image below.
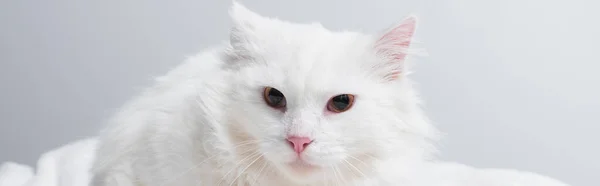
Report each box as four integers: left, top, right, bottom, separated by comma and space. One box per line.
220, 2, 437, 183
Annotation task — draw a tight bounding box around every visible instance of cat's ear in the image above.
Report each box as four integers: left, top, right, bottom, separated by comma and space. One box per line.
373, 16, 418, 81
228, 2, 264, 54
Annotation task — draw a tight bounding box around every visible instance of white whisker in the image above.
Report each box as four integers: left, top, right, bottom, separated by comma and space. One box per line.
344, 159, 367, 178
229, 153, 265, 186
251, 158, 269, 185
217, 151, 260, 186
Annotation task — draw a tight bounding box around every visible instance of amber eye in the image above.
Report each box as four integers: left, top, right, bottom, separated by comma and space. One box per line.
263, 87, 286, 108
327, 94, 355, 113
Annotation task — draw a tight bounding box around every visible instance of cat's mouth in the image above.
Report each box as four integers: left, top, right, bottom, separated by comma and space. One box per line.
287, 159, 319, 174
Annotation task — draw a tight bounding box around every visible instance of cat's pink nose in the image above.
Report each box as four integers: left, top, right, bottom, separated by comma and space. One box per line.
286, 136, 312, 154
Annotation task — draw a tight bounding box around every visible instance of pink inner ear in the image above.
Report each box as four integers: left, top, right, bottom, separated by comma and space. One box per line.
376, 16, 417, 80
377, 16, 416, 61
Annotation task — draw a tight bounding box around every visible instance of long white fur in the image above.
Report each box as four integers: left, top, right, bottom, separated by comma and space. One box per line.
90, 2, 570, 186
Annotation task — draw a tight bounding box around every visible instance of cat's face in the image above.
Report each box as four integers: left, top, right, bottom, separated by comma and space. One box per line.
221, 3, 435, 183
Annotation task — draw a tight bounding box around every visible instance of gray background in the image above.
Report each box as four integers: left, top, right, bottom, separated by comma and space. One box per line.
1, 0, 597, 185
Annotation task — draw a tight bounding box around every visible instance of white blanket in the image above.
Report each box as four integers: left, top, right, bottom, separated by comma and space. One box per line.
0, 138, 97, 186
0, 138, 571, 186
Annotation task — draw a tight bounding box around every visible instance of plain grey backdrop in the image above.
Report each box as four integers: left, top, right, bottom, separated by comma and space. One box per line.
1, 0, 598, 185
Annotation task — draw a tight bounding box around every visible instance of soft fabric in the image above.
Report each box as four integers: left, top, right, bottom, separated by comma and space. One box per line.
0, 138, 570, 186
0, 138, 97, 186
0, 162, 33, 186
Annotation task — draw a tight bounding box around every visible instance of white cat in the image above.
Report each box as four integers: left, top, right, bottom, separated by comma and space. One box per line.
91, 2, 570, 186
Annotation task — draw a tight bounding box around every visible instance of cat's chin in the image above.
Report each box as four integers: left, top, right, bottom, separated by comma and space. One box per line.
272, 160, 323, 184
287, 159, 319, 172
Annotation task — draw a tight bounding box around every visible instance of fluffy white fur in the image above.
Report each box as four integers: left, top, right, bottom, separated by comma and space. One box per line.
91, 2, 570, 186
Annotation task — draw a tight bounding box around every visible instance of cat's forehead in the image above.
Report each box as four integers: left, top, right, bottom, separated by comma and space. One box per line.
256, 32, 377, 97
236, 19, 381, 98
260, 25, 372, 71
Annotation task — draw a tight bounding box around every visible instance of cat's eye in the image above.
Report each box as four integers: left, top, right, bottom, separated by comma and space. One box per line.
263, 87, 286, 109
327, 94, 355, 113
